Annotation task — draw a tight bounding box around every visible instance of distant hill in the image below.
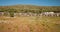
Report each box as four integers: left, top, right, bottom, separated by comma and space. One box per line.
0, 5, 60, 13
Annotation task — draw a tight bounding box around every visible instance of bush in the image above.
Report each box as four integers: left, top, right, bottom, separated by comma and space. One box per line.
9, 12, 14, 17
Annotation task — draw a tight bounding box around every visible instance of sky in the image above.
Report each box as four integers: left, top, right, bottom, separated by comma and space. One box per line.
0, 0, 60, 6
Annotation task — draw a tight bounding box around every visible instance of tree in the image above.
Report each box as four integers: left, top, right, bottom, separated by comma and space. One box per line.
8, 8, 15, 17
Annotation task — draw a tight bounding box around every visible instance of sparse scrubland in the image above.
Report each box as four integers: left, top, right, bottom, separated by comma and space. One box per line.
0, 5, 60, 13
0, 5, 60, 32
0, 16, 60, 32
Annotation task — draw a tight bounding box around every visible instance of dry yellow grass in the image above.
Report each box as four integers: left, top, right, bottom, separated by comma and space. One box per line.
0, 16, 60, 32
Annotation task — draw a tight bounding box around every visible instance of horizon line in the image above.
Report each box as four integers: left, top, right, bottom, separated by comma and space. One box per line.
0, 4, 60, 6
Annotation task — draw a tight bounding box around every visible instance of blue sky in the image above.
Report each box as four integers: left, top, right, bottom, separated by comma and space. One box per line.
0, 0, 60, 6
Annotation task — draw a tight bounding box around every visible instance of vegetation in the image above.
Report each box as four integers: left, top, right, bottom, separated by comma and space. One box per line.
0, 16, 60, 32
0, 5, 60, 32
0, 5, 60, 13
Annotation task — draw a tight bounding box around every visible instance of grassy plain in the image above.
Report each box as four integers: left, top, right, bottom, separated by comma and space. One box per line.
0, 16, 60, 32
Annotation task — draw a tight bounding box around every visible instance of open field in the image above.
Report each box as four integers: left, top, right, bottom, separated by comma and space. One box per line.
0, 16, 60, 32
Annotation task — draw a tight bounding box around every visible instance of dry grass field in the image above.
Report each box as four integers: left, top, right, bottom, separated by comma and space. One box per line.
0, 16, 60, 32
